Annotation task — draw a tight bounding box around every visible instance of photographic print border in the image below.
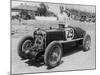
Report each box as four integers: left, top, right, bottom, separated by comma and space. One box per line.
10, 0, 96, 75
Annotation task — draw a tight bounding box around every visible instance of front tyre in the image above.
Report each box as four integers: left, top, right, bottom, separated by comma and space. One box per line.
83, 34, 91, 51
44, 41, 62, 68
18, 36, 34, 59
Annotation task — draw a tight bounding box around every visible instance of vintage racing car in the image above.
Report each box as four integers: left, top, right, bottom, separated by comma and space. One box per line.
18, 26, 91, 68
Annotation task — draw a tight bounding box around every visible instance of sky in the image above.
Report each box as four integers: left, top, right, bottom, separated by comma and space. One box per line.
11, 0, 95, 14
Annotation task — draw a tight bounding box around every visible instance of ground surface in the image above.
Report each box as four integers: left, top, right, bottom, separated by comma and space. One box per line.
11, 19, 96, 74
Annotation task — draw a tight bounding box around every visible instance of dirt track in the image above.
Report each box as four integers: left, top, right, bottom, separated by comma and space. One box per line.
11, 19, 96, 74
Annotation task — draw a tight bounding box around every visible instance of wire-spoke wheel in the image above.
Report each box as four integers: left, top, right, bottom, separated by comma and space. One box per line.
18, 36, 34, 59
44, 41, 62, 68
83, 34, 91, 51
22, 40, 33, 54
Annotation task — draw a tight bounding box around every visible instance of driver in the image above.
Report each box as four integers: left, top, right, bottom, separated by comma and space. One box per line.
57, 6, 69, 29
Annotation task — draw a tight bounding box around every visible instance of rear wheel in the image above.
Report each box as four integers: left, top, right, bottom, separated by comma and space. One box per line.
83, 34, 91, 51
44, 41, 62, 68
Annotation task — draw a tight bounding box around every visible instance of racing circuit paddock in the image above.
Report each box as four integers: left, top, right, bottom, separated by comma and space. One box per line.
11, 19, 96, 74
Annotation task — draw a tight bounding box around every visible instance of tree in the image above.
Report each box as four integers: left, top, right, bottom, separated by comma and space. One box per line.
38, 3, 48, 16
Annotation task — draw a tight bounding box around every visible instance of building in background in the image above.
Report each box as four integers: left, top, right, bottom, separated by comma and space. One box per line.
11, 3, 38, 20
11, 3, 57, 20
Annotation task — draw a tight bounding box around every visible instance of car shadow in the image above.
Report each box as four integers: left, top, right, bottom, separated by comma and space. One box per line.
25, 58, 44, 67
24, 46, 83, 69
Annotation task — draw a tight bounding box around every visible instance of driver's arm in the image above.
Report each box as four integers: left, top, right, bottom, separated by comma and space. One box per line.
56, 15, 59, 20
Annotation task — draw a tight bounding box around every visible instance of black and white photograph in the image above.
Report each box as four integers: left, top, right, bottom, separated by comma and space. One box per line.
11, 0, 96, 74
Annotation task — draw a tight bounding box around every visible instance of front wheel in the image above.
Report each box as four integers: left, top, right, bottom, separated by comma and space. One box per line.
18, 36, 34, 59
44, 41, 63, 68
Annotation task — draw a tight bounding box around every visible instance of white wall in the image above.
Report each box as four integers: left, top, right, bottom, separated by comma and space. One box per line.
36, 16, 57, 21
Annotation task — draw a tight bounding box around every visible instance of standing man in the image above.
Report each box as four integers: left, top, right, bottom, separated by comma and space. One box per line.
57, 6, 69, 29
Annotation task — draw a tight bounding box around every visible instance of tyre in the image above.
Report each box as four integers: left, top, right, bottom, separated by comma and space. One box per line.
83, 34, 91, 51
18, 36, 34, 59
44, 41, 63, 68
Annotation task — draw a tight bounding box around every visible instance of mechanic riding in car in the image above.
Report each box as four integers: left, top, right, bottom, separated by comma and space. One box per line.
57, 6, 69, 29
